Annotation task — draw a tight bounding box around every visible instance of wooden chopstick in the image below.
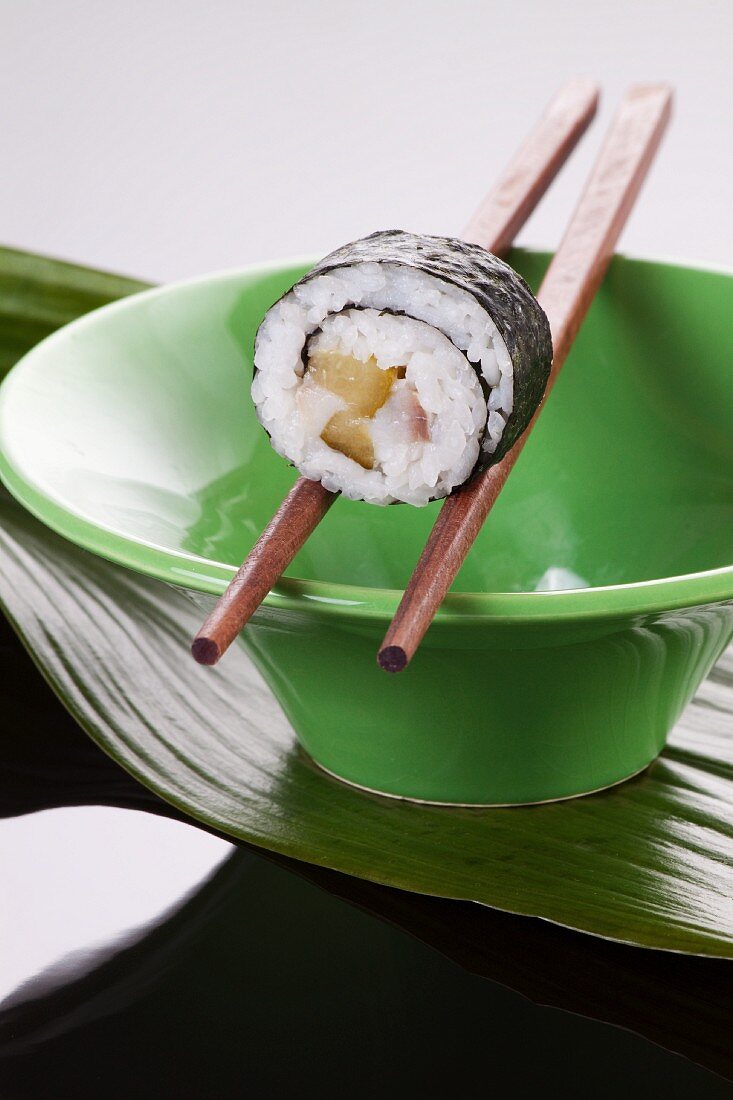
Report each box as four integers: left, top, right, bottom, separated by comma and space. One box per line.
192, 79, 600, 665
377, 84, 673, 673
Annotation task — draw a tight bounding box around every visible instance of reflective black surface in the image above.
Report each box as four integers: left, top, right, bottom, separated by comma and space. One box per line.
1, 619, 732, 1099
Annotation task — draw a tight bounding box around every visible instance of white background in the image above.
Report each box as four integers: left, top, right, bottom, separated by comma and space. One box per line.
1, 0, 731, 999
2, 0, 732, 283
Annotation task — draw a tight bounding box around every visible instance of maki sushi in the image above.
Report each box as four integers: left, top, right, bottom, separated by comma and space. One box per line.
252, 230, 552, 506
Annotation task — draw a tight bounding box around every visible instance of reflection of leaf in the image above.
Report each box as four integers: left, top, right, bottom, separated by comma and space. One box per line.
2, 616, 731, 1085
10, 847, 731, 1099
290, 859, 733, 1085
1, 246, 733, 961
0, 614, 157, 820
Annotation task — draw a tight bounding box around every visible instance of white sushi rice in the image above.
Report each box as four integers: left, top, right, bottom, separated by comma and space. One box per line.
252, 262, 514, 505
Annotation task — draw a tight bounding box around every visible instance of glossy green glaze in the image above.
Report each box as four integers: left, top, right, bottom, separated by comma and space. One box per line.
1, 251, 732, 803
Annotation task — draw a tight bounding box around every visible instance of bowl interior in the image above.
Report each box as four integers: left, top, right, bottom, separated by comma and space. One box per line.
1, 250, 732, 600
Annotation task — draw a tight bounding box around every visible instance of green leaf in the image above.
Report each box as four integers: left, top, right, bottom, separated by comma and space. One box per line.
1, 486, 732, 957
0, 245, 732, 959
0, 245, 147, 377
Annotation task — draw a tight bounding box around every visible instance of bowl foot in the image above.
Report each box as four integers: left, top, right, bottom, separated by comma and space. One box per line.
308, 755, 653, 808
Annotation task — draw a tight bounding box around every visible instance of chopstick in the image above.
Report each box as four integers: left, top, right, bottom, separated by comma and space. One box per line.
191, 79, 600, 666
378, 83, 673, 673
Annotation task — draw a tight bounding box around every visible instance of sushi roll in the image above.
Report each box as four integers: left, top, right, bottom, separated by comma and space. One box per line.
252, 230, 552, 506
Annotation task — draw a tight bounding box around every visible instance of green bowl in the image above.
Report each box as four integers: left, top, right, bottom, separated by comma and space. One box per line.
1, 250, 732, 805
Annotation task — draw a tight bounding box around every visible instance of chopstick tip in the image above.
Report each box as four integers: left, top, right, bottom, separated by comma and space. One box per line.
551, 76, 601, 114
192, 635, 222, 666
378, 645, 408, 674
628, 82, 675, 107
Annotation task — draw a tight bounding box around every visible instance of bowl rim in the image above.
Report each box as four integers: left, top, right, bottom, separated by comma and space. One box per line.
1, 249, 732, 627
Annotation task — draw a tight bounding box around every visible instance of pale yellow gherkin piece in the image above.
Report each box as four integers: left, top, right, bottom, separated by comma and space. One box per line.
308, 350, 400, 469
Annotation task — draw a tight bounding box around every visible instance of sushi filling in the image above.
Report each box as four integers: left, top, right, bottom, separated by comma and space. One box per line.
305, 347, 404, 470
303, 311, 485, 489
253, 262, 514, 505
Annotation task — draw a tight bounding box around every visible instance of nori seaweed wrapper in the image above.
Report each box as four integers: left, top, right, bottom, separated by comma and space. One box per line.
259, 229, 552, 477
